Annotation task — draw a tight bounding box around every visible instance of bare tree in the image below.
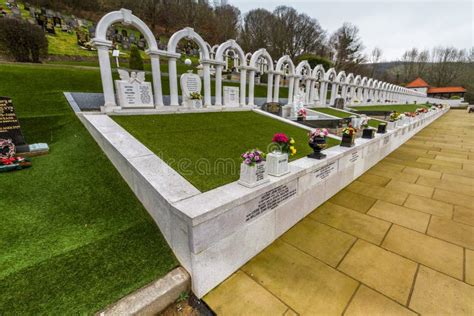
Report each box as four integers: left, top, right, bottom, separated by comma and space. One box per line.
329, 22, 366, 73
369, 47, 383, 77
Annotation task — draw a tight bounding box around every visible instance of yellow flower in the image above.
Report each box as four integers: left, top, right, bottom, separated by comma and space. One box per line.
291, 148, 297, 155
290, 138, 295, 144
290, 146, 295, 151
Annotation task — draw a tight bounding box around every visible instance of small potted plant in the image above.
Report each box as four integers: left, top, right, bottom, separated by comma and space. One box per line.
388, 111, 400, 129
189, 92, 203, 108
266, 133, 295, 177
238, 149, 269, 188
308, 128, 329, 159
297, 108, 307, 121
361, 117, 375, 139
340, 124, 357, 147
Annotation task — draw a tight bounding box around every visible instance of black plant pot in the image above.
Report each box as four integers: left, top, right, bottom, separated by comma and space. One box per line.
340, 133, 355, 147
308, 136, 327, 159
362, 128, 375, 139
297, 116, 304, 122
377, 123, 387, 134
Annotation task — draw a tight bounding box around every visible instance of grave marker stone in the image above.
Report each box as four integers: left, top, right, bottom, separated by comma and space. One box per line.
262, 102, 283, 116
223, 86, 239, 107
0, 97, 28, 152
115, 70, 154, 109
180, 72, 202, 108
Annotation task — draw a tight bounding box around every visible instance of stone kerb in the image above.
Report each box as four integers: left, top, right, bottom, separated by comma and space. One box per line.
78, 107, 448, 298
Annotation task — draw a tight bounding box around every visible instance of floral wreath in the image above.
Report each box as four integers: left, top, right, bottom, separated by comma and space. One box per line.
0, 139, 15, 158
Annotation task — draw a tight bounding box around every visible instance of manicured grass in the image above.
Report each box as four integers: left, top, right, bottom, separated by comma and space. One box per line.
312, 107, 383, 128
113, 112, 339, 192
349, 104, 429, 112
0, 63, 178, 314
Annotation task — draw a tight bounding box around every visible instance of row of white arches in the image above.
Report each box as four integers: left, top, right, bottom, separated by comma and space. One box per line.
92, 9, 427, 111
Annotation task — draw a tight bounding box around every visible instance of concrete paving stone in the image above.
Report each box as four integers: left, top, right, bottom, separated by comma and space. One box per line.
464, 163, 474, 172
367, 168, 418, 184
409, 266, 474, 315
384, 157, 432, 170
376, 161, 406, 172
453, 205, 474, 226
433, 188, 474, 209
402, 166, 442, 179
344, 286, 417, 316
442, 173, 474, 185
310, 202, 391, 245
338, 240, 418, 304
417, 177, 474, 197
386, 179, 434, 198
466, 249, 474, 286
383, 225, 464, 280
283, 308, 298, 316
404, 194, 453, 218
395, 147, 431, 156
389, 151, 435, 161
328, 190, 377, 213
242, 240, 359, 315
429, 150, 469, 159
281, 218, 356, 267
357, 173, 391, 187
424, 142, 465, 151
430, 164, 474, 179
204, 270, 289, 315
368, 200, 430, 233
346, 181, 408, 205
417, 157, 463, 169
403, 143, 442, 152
436, 155, 474, 165
428, 216, 474, 249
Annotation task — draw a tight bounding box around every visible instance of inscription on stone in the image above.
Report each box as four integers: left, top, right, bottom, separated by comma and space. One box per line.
349, 150, 360, 163
186, 76, 200, 93
0, 97, 26, 146
245, 183, 297, 222
383, 135, 390, 145
255, 163, 265, 182
313, 161, 337, 182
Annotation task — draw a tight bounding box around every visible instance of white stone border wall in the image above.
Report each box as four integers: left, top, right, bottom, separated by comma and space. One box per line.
78, 108, 448, 298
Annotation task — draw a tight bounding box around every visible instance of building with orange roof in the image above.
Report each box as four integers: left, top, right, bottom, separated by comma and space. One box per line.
406, 77, 466, 100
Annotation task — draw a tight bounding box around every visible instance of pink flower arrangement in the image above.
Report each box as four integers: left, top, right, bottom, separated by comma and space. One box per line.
297, 108, 307, 118
272, 133, 289, 143
241, 149, 265, 166
309, 128, 329, 141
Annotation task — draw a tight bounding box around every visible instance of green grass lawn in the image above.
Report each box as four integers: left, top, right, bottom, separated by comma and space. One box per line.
0, 63, 178, 314
312, 107, 384, 128
113, 112, 339, 192
349, 104, 430, 112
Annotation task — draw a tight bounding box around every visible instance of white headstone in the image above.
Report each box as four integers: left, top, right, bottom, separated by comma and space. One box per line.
180, 72, 202, 108
223, 86, 239, 107
115, 70, 154, 109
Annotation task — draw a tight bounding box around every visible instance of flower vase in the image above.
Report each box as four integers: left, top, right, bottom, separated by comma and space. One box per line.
238, 162, 269, 188
266, 151, 290, 177
340, 133, 355, 147
362, 128, 375, 139
377, 123, 387, 134
308, 136, 327, 159
297, 116, 304, 122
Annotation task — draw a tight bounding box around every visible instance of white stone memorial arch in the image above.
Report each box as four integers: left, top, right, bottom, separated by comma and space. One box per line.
310, 65, 325, 106
294, 61, 313, 105
167, 27, 212, 107
214, 39, 247, 106
248, 49, 274, 106
92, 8, 164, 111
273, 55, 295, 105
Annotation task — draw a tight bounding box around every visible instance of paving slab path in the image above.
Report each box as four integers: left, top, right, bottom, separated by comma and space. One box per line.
204, 110, 474, 315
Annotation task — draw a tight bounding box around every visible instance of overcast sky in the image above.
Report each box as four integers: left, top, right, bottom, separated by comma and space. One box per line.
229, 0, 473, 61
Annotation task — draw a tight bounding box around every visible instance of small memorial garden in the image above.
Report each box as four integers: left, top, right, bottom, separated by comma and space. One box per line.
312, 107, 383, 128
349, 103, 430, 112
113, 112, 340, 191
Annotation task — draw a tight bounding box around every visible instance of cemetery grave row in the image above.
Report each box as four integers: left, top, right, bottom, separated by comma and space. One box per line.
74, 8, 451, 299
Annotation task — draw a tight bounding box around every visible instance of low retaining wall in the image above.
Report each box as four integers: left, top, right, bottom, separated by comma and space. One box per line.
78, 107, 448, 298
